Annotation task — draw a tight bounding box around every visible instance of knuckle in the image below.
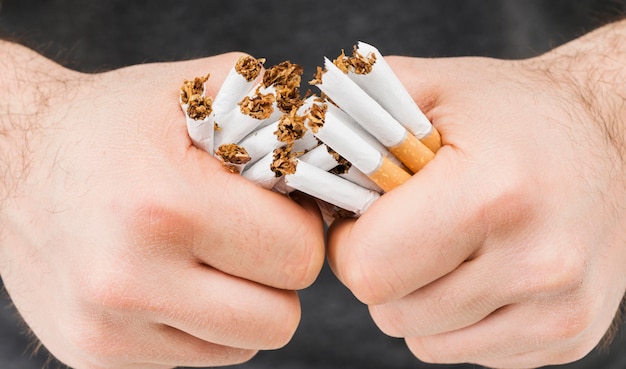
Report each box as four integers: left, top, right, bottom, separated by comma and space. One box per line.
79, 261, 146, 312
125, 195, 193, 252
526, 245, 587, 297
545, 303, 597, 343
475, 168, 535, 231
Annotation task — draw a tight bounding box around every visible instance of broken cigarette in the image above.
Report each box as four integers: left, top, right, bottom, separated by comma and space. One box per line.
306, 100, 411, 192
313, 59, 434, 174
212, 55, 265, 115
299, 144, 383, 193
238, 101, 317, 166
241, 151, 282, 189
283, 159, 380, 216
180, 74, 215, 153
336, 42, 441, 153
214, 143, 252, 174
213, 89, 276, 148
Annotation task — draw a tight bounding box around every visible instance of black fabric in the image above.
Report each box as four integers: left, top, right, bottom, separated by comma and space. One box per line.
1, 1, 626, 368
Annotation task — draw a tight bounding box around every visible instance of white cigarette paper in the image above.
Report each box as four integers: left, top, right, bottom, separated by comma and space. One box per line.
181, 104, 215, 154
324, 103, 404, 168
349, 42, 435, 140
237, 121, 283, 165
241, 151, 281, 189
213, 91, 276, 148
317, 58, 408, 148
283, 160, 380, 215
179, 75, 215, 154
298, 144, 382, 193
310, 102, 385, 176
213, 55, 264, 114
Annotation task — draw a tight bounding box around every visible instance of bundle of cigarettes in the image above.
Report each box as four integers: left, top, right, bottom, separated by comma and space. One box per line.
179, 42, 440, 219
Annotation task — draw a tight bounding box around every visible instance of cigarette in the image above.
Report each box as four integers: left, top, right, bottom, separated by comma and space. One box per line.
212, 55, 265, 115
245, 143, 299, 195
214, 143, 252, 174
324, 101, 405, 169
241, 150, 282, 189
213, 89, 276, 148
335, 42, 442, 153
262, 60, 305, 114
306, 100, 411, 192
313, 59, 434, 173
299, 144, 383, 193
180, 74, 215, 153
283, 159, 380, 216
238, 102, 317, 166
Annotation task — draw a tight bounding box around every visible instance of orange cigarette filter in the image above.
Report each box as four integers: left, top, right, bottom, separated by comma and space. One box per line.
389, 132, 436, 174
368, 157, 412, 192
420, 128, 442, 154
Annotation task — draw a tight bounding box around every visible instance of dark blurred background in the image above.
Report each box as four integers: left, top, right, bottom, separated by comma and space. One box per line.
1, 1, 625, 368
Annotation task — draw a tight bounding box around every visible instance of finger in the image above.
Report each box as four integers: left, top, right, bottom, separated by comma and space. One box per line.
327, 146, 489, 305
185, 163, 326, 290
145, 325, 257, 368
105, 324, 256, 369
152, 262, 301, 351
368, 250, 518, 337
405, 302, 601, 369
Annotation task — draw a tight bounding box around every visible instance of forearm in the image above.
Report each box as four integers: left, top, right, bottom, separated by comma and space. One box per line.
532, 19, 626, 159
0, 41, 78, 206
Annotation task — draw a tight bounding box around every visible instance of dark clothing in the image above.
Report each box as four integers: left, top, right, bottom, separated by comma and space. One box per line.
1, 1, 625, 368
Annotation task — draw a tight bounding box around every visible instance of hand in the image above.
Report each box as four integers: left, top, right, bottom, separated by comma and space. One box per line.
0, 43, 325, 369
328, 20, 626, 368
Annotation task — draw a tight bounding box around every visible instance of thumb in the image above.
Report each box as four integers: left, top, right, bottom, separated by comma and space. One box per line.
327, 147, 488, 305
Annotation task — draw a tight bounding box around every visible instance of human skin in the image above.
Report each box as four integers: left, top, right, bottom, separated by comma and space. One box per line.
0, 42, 325, 369
328, 19, 626, 369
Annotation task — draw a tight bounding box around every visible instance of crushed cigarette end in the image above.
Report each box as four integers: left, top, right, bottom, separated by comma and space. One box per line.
326, 146, 352, 174
333, 46, 376, 75
305, 102, 327, 133
274, 108, 307, 143
186, 94, 213, 121
275, 86, 303, 114
239, 92, 275, 119
235, 55, 266, 82
263, 61, 305, 113
215, 143, 251, 173
309, 66, 325, 85
271, 144, 298, 177
263, 61, 303, 90
180, 74, 210, 104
